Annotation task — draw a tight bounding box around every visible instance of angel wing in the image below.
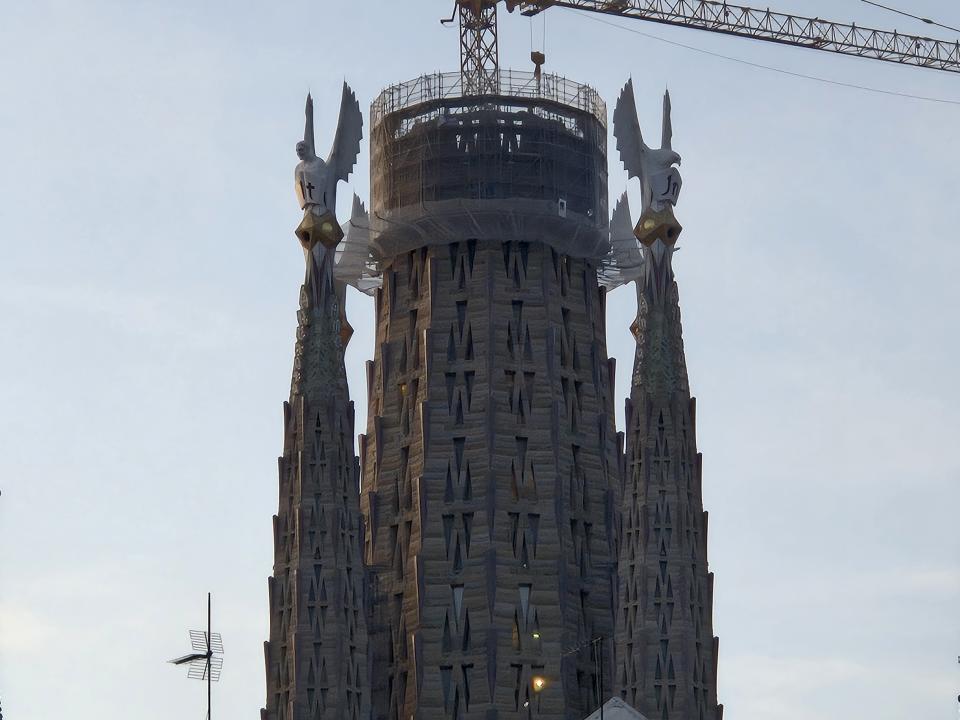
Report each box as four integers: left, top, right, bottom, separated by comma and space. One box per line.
599, 193, 644, 288
613, 79, 648, 183
609, 192, 644, 284
326, 82, 364, 187
661, 89, 673, 152
335, 194, 381, 294
610, 193, 640, 264
303, 93, 316, 156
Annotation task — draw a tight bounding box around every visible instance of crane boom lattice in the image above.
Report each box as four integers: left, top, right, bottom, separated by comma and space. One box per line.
519, 0, 960, 73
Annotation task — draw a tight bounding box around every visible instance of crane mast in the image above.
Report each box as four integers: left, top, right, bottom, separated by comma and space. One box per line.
454, 0, 503, 94
452, 0, 960, 95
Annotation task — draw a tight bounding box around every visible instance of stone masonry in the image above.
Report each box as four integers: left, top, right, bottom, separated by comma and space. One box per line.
614, 241, 722, 720
360, 240, 621, 720
262, 239, 371, 720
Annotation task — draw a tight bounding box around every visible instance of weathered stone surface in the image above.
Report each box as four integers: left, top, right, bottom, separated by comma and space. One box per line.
263, 73, 724, 720
361, 240, 621, 719
615, 240, 722, 720
262, 239, 370, 720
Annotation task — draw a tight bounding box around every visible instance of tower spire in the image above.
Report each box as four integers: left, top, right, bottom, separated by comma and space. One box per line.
262, 89, 370, 720
611, 79, 721, 719
616, 239, 722, 720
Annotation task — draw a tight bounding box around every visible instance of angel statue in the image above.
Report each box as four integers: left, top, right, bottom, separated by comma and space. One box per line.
613, 78, 683, 246
294, 83, 363, 250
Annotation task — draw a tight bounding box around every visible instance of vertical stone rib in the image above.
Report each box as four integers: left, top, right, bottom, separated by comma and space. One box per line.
362, 241, 620, 720
615, 242, 722, 720
263, 242, 370, 720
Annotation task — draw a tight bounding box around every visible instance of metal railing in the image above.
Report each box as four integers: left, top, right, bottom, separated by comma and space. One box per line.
371, 70, 607, 128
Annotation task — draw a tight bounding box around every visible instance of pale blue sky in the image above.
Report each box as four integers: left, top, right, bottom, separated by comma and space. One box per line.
1, 1, 958, 719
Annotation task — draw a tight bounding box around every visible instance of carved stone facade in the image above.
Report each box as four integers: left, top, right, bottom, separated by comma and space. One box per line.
360, 240, 621, 719
262, 242, 370, 720
262, 73, 724, 720
615, 243, 722, 720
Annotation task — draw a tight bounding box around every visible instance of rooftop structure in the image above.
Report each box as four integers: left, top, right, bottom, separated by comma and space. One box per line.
369, 70, 609, 263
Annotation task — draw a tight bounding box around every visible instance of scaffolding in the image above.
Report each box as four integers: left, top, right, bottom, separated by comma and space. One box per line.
371, 70, 606, 128
370, 71, 610, 262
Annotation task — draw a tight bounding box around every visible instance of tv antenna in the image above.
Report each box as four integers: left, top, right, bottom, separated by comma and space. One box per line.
168, 592, 223, 719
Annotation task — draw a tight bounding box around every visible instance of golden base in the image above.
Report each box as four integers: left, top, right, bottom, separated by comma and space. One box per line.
634, 206, 683, 247
296, 210, 344, 250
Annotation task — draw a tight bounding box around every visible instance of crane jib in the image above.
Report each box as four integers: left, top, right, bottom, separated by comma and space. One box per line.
511, 0, 960, 73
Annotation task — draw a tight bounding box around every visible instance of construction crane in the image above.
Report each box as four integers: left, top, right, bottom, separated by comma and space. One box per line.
445, 0, 960, 96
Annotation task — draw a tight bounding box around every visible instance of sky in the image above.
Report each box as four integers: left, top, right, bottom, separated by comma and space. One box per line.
0, 1, 958, 719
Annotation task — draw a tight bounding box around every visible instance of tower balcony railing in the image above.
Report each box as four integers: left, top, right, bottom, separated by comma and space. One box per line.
371, 70, 607, 129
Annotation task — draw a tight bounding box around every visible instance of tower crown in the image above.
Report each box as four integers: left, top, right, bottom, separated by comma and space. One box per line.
370, 69, 610, 259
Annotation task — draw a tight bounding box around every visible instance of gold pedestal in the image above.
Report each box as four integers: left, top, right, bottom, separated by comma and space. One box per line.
296, 210, 344, 251
634, 205, 683, 246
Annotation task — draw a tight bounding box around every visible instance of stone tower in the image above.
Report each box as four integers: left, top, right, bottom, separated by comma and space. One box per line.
262, 230, 371, 720
615, 238, 723, 720
359, 72, 622, 720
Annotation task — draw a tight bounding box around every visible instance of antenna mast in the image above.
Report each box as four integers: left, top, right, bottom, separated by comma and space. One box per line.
168, 592, 224, 720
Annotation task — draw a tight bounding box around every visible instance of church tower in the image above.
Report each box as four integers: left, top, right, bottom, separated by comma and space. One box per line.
259, 63, 725, 720
614, 236, 722, 720
261, 225, 371, 719
606, 79, 723, 720
359, 72, 622, 720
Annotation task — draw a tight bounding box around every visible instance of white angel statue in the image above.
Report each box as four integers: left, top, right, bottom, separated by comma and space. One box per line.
294, 83, 363, 249
613, 79, 683, 245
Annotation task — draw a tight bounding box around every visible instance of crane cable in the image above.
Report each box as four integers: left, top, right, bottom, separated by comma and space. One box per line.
530, 12, 547, 79
543, 10, 547, 58
530, 13, 546, 54
860, 0, 960, 35
576, 11, 960, 107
